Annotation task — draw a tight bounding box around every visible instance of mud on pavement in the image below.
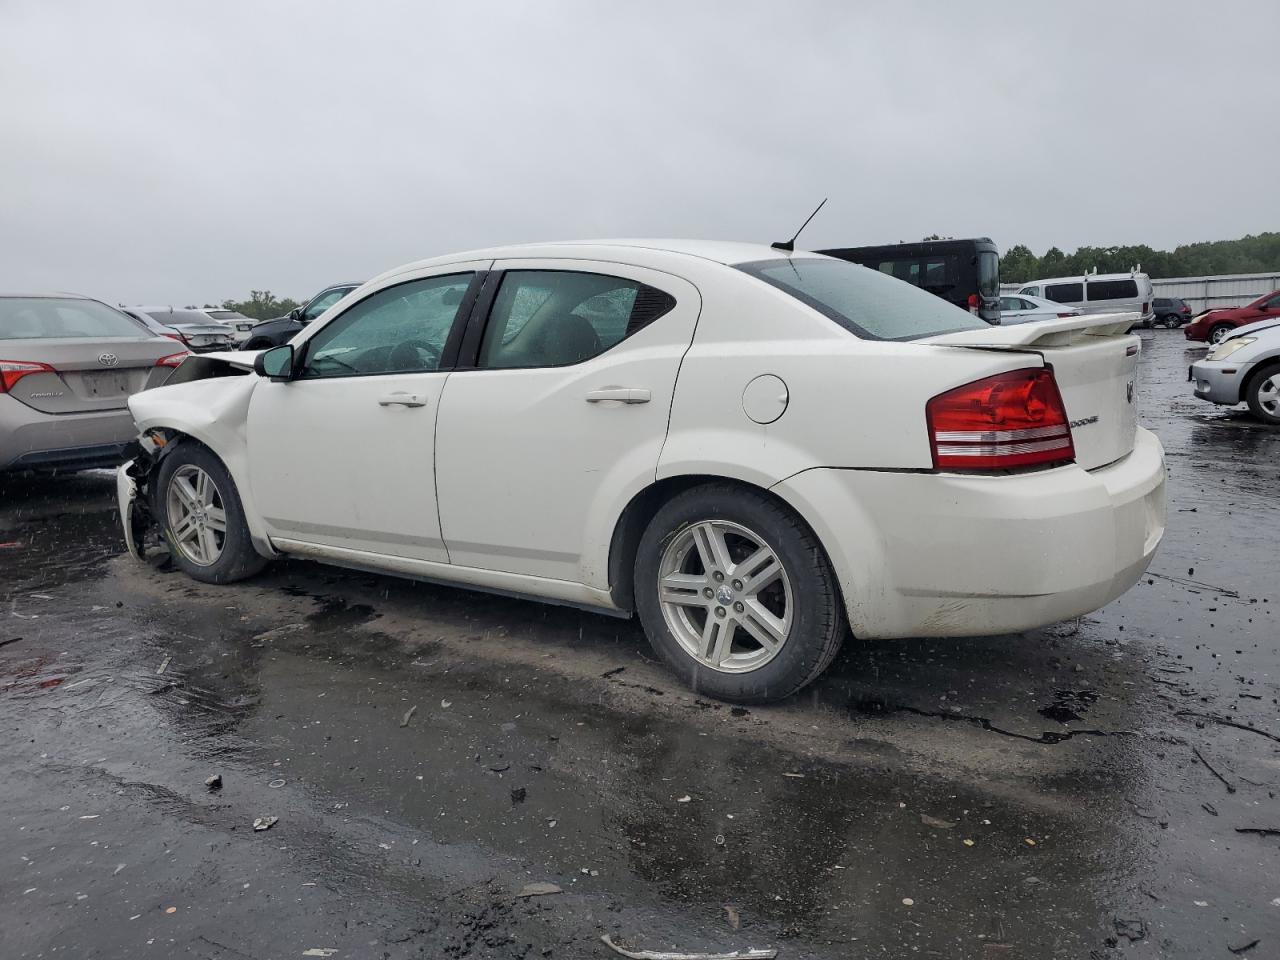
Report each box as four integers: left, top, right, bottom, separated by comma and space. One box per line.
1, 331, 1278, 959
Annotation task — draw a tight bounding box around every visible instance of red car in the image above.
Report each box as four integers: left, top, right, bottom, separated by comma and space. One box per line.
1185, 289, 1280, 343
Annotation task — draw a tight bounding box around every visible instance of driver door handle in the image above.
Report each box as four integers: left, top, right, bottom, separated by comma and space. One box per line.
585, 387, 651, 404
378, 393, 428, 407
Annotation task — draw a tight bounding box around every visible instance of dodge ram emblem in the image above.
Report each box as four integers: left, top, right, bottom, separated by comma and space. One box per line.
98, 353, 119, 366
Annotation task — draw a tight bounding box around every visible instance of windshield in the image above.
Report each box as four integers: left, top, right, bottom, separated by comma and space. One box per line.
0, 297, 150, 340
736, 258, 987, 341
205, 310, 247, 321
978, 251, 1000, 298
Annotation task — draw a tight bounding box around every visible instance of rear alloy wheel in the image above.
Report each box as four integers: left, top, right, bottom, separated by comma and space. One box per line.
1245, 364, 1280, 425
1209, 324, 1232, 344
156, 443, 268, 583
635, 484, 845, 703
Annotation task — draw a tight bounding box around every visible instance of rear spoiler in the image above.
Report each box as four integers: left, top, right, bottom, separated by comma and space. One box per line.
924, 312, 1139, 349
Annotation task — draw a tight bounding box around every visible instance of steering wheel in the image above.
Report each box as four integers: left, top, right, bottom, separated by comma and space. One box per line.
388, 338, 441, 371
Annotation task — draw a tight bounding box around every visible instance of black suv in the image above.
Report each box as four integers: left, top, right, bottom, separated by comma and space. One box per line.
241, 282, 361, 349
1152, 297, 1193, 327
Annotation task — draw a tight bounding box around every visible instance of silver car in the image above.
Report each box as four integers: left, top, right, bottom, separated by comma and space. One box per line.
1, 294, 188, 473
122, 307, 238, 353
1189, 316, 1280, 424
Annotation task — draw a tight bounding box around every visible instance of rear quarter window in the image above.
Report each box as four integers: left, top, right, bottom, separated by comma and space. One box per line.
736, 258, 986, 341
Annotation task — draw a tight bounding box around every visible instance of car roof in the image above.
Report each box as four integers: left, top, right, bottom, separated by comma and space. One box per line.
1023, 272, 1150, 285
0, 291, 96, 300
372, 240, 812, 282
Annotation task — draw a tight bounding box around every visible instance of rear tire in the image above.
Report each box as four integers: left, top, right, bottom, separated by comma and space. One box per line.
634, 483, 846, 703
155, 443, 268, 583
1209, 324, 1232, 344
1245, 363, 1280, 425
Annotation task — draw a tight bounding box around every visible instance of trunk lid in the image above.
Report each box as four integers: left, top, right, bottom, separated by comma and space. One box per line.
925, 313, 1140, 471
4, 337, 178, 414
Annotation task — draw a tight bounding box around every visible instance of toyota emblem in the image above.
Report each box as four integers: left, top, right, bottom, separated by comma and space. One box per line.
98, 353, 119, 366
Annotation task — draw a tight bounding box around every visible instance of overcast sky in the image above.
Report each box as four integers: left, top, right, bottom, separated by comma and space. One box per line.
2, 0, 1277, 305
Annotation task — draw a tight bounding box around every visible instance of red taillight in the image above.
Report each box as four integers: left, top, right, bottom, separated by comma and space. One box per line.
1141, 302, 1149, 314
0, 360, 56, 393
926, 368, 1075, 471
967, 293, 980, 312
155, 352, 190, 368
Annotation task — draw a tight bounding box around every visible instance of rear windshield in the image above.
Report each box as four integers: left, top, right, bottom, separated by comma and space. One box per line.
146, 310, 221, 326
205, 310, 247, 321
0, 297, 149, 340
977, 251, 1000, 297
736, 258, 986, 341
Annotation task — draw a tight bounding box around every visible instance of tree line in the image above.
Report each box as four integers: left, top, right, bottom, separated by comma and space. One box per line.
218, 290, 301, 321
998, 232, 1280, 284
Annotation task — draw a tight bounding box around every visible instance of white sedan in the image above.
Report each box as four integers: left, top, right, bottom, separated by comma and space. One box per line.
118, 241, 1167, 703
998, 294, 1084, 325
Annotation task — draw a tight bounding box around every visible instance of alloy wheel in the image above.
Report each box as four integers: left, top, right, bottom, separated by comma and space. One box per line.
1210, 326, 1230, 344
657, 520, 794, 673
1256, 375, 1280, 417
165, 464, 227, 566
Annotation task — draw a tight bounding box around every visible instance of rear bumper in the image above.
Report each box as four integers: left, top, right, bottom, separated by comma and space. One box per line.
774, 427, 1167, 639
0, 397, 137, 472
1190, 358, 1252, 405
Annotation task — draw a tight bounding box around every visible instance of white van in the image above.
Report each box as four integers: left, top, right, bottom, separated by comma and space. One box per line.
1018, 271, 1155, 327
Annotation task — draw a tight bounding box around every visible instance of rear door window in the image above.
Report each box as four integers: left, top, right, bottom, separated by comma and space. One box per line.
1044, 283, 1084, 303
1086, 279, 1138, 301
876, 259, 920, 285
477, 271, 676, 369
737, 258, 985, 341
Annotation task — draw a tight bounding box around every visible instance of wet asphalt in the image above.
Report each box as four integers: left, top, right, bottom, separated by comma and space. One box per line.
1, 331, 1277, 960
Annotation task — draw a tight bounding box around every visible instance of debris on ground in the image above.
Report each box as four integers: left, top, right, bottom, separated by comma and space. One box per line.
0, 637, 21, 649
1114, 918, 1146, 942
440, 699, 452, 709
1192, 746, 1236, 793
1202, 802, 1219, 816
252, 816, 277, 832
268, 778, 286, 789
302, 950, 339, 958
1235, 828, 1280, 837
489, 762, 511, 772
510, 787, 526, 805
781, 772, 803, 779
920, 814, 956, 829
676, 795, 692, 803
205, 774, 222, 791
601, 666, 626, 678
1228, 939, 1260, 955
155, 655, 171, 675
516, 882, 562, 898
400, 705, 417, 728
600, 935, 777, 960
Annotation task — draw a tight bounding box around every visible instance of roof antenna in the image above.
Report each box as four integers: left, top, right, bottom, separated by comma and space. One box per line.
771, 198, 827, 252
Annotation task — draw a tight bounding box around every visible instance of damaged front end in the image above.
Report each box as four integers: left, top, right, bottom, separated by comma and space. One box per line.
116, 430, 173, 560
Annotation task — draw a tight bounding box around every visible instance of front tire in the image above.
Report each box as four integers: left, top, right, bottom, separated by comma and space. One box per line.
1245, 363, 1280, 425
156, 443, 268, 583
1209, 324, 1232, 344
634, 484, 846, 703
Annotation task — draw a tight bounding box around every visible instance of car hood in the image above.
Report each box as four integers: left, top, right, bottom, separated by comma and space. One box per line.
1224, 316, 1280, 340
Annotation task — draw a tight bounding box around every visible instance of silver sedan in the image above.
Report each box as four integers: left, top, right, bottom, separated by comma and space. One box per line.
1189, 317, 1280, 424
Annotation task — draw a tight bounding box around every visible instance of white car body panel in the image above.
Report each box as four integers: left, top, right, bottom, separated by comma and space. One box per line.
434, 259, 701, 586
122, 240, 1166, 643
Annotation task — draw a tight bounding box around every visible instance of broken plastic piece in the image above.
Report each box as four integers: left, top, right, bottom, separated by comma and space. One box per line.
516, 882, 562, 897
252, 816, 278, 832
600, 935, 777, 960
205, 774, 222, 791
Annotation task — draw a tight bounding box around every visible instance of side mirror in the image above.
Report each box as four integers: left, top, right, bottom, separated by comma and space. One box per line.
288, 307, 303, 321
254, 344, 295, 381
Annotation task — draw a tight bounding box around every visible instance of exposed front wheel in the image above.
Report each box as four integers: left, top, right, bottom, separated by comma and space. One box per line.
1209, 324, 1232, 344
157, 443, 268, 583
634, 484, 846, 703
1245, 363, 1280, 425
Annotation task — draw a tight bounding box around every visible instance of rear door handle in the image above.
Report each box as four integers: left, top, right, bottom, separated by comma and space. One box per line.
378, 393, 428, 407
585, 387, 651, 404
